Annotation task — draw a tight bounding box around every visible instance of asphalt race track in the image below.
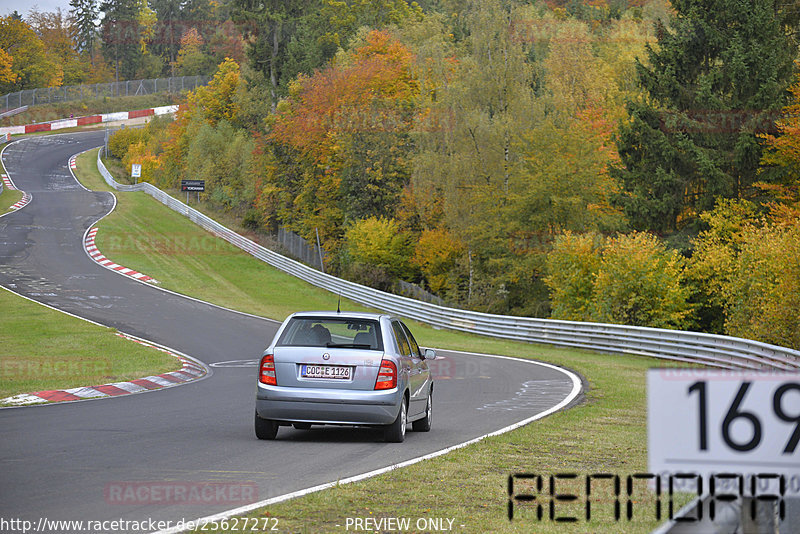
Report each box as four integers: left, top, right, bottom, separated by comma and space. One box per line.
0, 132, 581, 530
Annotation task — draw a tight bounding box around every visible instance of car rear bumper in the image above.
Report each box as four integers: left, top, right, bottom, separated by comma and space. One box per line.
256, 384, 402, 425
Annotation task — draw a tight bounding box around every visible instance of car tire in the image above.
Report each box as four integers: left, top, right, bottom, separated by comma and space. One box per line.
255, 412, 278, 440
293, 423, 312, 430
384, 398, 407, 443
412, 391, 432, 432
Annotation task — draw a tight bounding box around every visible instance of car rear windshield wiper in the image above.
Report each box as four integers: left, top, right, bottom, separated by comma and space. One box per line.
325, 343, 372, 349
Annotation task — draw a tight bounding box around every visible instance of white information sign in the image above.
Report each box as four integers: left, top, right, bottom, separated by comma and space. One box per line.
131, 164, 142, 178
648, 369, 800, 496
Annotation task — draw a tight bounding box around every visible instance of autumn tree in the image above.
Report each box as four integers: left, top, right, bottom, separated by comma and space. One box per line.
0, 48, 15, 87
344, 216, 414, 287
592, 232, 691, 328
264, 30, 420, 248
759, 69, 800, 217
0, 16, 63, 92
174, 27, 213, 75
411, 1, 542, 312
687, 198, 759, 332
613, 0, 797, 234
411, 227, 464, 295
188, 57, 241, 124
725, 222, 800, 349
542, 19, 615, 115
29, 8, 89, 85
544, 232, 603, 322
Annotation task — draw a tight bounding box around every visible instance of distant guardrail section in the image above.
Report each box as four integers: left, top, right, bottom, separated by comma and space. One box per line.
96, 150, 800, 372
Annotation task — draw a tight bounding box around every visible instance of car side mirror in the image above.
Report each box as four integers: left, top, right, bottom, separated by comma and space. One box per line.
422, 348, 436, 360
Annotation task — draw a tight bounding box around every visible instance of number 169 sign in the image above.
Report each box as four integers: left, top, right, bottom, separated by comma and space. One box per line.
648, 369, 800, 495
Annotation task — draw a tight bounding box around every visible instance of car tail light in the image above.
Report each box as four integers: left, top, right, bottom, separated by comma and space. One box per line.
259, 354, 277, 385
374, 359, 397, 390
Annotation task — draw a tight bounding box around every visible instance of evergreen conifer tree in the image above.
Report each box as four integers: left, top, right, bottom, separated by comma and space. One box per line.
614, 0, 796, 234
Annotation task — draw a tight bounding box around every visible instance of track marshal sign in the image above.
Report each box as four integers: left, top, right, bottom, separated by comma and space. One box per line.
648, 368, 800, 496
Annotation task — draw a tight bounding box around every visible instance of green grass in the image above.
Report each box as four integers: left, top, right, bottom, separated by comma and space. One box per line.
78, 148, 369, 321
70, 149, 693, 532
0, 187, 23, 215
0, 287, 180, 401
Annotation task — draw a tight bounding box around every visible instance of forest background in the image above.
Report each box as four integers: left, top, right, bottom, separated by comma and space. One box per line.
3, 0, 800, 351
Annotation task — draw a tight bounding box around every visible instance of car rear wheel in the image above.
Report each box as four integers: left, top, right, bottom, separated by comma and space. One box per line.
412, 391, 432, 432
384, 398, 407, 443
255, 413, 278, 440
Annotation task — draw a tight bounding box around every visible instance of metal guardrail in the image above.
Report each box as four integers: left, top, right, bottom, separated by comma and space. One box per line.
96, 151, 800, 372
2, 76, 210, 114
0, 106, 27, 119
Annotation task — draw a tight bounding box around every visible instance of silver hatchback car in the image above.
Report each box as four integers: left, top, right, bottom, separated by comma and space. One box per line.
255, 311, 436, 442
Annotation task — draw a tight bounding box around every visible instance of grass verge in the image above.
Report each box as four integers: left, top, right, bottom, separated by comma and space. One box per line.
72, 150, 690, 532
0, 288, 180, 402
0, 187, 23, 215
78, 148, 369, 321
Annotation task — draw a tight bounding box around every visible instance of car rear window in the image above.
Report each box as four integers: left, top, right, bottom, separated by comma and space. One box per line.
277, 317, 383, 350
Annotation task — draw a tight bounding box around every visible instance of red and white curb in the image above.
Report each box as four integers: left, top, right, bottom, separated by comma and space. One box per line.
1, 172, 32, 211
0, 333, 207, 406
84, 227, 159, 284
0, 105, 179, 136
69, 155, 78, 172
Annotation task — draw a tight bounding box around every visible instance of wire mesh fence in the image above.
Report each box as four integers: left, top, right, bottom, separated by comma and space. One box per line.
277, 227, 326, 272
1, 76, 211, 113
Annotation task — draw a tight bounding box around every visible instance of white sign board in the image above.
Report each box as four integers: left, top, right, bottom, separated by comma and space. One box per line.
131, 164, 142, 178
648, 369, 800, 496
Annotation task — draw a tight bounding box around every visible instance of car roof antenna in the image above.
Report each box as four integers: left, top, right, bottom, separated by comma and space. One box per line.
337, 293, 341, 314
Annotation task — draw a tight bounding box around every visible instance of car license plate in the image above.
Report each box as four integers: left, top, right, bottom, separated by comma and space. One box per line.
301, 364, 351, 379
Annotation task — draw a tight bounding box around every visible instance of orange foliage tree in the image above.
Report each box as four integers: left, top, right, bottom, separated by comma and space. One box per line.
262, 30, 420, 250
760, 69, 800, 222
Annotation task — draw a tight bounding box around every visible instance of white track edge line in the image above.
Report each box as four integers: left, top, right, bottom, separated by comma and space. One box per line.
155, 356, 582, 534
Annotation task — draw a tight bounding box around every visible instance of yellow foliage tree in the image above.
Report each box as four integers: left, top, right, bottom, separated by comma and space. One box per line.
726, 222, 800, 349
0, 16, 62, 91
345, 217, 413, 279
0, 48, 16, 86
411, 228, 464, 294
544, 231, 603, 321
592, 232, 691, 328
687, 199, 760, 327
187, 58, 240, 126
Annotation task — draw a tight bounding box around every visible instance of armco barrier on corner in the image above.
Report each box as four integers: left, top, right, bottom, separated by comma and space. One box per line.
96, 150, 800, 373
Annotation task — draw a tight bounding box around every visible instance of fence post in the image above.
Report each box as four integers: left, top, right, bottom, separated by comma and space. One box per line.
315, 227, 325, 273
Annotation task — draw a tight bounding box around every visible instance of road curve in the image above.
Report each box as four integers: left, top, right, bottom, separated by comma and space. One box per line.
0, 132, 581, 529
